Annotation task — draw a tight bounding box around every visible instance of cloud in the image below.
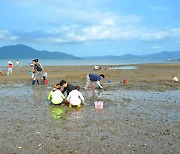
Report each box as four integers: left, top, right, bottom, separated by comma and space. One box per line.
1, 1, 180, 44
152, 46, 161, 50
40, 12, 142, 43
0, 30, 19, 41
1, 23, 180, 45
139, 28, 180, 41
3, 26, 180, 45
42, 25, 180, 44
30, 6, 180, 43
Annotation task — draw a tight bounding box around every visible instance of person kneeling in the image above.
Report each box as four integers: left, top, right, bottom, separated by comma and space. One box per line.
67, 86, 84, 108
48, 84, 65, 105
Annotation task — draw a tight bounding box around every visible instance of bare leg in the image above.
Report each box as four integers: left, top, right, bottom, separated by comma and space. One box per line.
85, 74, 90, 90
92, 82, 95, 90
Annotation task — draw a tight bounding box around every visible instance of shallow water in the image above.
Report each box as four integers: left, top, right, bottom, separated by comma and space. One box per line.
0, 83, 179, 153
99, 90, 180, 122
0, 67, 7, 70
113, 66, 137, 70
0, 59, 169, 66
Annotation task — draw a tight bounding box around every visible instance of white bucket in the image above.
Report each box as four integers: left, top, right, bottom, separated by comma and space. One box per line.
94, 101, 104, 109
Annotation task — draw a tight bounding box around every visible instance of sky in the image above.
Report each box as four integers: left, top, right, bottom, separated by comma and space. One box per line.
0, 0, 180, 56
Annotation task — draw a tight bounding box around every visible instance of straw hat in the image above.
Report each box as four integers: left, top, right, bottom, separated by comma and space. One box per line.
8, 61, 13, 64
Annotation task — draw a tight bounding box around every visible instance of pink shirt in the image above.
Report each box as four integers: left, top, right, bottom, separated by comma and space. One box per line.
8, 64, 13, 68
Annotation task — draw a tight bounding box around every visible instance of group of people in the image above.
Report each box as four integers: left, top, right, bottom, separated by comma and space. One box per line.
93, 65, 115, 71
48, 80, 84, 108
6, 59, 179, 109
48, 73, 105, 108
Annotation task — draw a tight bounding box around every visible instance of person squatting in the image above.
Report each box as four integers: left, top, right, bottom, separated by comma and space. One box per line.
48, 80, 84, 108
48, 73, 105, 108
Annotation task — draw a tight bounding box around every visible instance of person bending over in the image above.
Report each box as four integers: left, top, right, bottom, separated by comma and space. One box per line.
60, 80, 75, 96
85, 73, 105, 90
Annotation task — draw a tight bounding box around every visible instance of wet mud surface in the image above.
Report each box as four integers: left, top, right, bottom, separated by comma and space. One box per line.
0, 83, 179, 153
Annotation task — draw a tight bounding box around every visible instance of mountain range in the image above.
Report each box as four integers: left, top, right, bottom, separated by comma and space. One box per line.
83, 51, 180, 60
0, 44, 79, 60
0, 44, 180, 60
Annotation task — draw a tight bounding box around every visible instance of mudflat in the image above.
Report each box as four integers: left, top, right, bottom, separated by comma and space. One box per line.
0, 64, 179, 153
1, 63, 180, 91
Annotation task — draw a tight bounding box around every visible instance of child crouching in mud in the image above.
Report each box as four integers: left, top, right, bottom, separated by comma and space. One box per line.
48, 84, 65, 105
67, 86, 84, 108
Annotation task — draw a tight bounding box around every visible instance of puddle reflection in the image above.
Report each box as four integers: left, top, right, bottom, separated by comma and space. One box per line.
48, 104, 66, 120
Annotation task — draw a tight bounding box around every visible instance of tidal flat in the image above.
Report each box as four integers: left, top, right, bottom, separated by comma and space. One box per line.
0, 64, 179, 153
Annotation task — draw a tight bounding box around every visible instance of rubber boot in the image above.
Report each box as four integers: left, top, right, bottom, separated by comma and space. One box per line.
32, 80, 36, 85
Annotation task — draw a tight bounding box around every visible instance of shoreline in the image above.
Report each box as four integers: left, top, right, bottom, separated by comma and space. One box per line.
0, 58, 179, 66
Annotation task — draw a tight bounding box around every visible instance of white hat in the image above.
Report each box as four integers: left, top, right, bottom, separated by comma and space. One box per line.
8, 61, 13, 64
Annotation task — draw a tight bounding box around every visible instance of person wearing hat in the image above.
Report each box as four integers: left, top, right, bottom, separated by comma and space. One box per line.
8, 61, 13, 75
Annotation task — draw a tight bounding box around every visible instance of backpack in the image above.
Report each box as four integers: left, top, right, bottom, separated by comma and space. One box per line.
35, 63, 42, 71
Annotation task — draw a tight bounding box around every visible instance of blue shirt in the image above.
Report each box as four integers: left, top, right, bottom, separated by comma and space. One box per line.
89, 74, 101, 81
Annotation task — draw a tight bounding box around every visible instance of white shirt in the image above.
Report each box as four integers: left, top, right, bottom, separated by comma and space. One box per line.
94, 65, 99, 70
173, 76, 178, 82
67, 90, 84, 106
43, 72, 48, 77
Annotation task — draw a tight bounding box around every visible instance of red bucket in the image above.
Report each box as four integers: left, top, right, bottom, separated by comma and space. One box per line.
44, 80, 48, 85
123, 79, 128, 84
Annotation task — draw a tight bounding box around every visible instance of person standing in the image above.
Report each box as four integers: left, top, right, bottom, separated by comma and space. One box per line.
16, 60, 19, 67
8, 61, 13, 75
32, 59, 44, 85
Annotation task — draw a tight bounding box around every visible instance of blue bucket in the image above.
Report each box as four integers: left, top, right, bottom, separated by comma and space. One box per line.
28, 71, 32, 75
